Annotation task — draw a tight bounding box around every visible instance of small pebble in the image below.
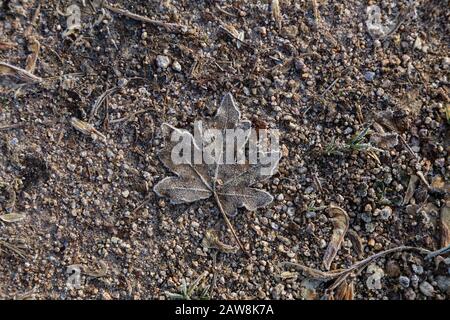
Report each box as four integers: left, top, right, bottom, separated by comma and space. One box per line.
156, 55, 171, 69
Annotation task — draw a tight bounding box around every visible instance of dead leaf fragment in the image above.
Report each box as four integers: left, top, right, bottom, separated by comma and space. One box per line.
271, 0, 282, 29
370, 132, 398, 149
0, 212, 26, 223
441, 205, 450, 247
83, 261, 108, 278
70, 117, 106, 141
323, 205, 349, 270
25, 37, 40, 73
403, 175, 419, 205
347, 229, 364, 258
62, 4, 82, 39
334, 280, 355, 300
202, 229, 238, 254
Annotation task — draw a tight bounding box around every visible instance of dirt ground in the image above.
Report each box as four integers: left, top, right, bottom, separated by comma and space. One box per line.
0, 0, 449, 300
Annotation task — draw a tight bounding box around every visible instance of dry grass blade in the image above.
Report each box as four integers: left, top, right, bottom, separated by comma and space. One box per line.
89, 87, 120, 122
0, 213, 26, 223
103, 2, 189, 33
271, 0, 282, 29
311, 0, 320, 23
0, 123, 26, 131
323, 205, 349, 270
0, 61, 43, 83
70, 117, 107, 141
0, 240, 28, 259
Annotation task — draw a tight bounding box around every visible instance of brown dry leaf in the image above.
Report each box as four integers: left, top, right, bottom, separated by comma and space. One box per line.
402, 175, 419, 205
323, 205, 349, 270
334, 280, 355, 300
25, 37, 40, 73
202, 229, 238, 254
271, 0, 282, 29
441, 204, 450, 247
0, 212, 26, 223
347, 229, 364, 258
0, 61, 42, 83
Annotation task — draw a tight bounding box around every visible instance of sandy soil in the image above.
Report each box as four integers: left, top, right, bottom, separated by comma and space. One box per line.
0, 0, 449, 300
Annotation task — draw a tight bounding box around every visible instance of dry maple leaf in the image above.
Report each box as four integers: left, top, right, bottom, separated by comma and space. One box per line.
154, 93, 281, 255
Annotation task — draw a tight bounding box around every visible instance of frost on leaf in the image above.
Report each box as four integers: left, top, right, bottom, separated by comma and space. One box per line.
154, 93, 281, 253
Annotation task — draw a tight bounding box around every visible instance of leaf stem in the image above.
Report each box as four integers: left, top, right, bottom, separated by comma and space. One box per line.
213, 191, 249, 257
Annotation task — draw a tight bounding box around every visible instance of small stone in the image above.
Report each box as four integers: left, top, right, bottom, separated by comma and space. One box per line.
435, 276, 450, 293
366, 264, 384, 291
305, 211, 317, 219
111, 236, 120, 244
276, 193, 284, 201
419, 281, 435, 297
399, 276, 410, 288
172, 61, 182, 72
386, 260, 400, 277
412, 264, 424, 275
343, 127, 353, 135
414, 37, 422, 51
156, 55, 170, 69
304, 186, 314, 194
364, 71, 375, 82
319, 239, 327, 249
380, 206, 392, 220
122, 190, 130, 198
106, 149, 114, 159
404, 288, 416, 300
